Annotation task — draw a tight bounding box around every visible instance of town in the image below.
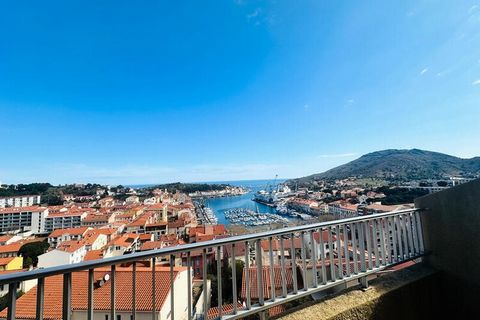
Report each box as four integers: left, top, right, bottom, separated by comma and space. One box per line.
0, 174, 474, 319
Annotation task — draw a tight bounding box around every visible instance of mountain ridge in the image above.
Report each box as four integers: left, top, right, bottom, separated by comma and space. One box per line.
291, 149, 480, 183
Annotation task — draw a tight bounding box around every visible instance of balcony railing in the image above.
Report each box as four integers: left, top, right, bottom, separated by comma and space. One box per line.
0, 208, 425, 320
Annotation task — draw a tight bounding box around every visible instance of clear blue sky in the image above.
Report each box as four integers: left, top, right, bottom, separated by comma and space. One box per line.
1, 1, 479, 185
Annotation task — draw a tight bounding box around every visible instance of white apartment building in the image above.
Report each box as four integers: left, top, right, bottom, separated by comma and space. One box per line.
38, 241, 87, 268
0, 195, 41, 208
44, 212, 87, 233
0, 206, 48, 233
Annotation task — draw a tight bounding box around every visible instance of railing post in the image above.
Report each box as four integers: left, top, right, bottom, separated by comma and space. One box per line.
170, 255, 175, 320
343, 225, 350, 277
350, 223, 358, 274
216, 246, 222, 319
279, 237, 287, 297
415, 211, 425, 253
186, 253, 192, 320
358, 222, 366, 273
290, 233, 298, 293
310, 230, 318, 287
327, 227, 336, 282
256, 240, 264, 306
132, 262, 137, 320
36, 277, 45, 320
268, 237, 276, 301
202, 249, 208, 320
87, 270, 94, 320
335, 225, 343, 279
300, 232, 308, 290
110, 265, 116, 320
231, 244, 237, 315
63, 273, 72, 320
151, 258, 156, 320
7, 282, 18, 320
319, 228, 327, 284
244, 241, 251, 309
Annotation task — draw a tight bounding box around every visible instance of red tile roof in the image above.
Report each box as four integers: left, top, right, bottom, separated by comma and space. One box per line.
84, 250, 104, 261
0, 257, 16, 266
0, 267, 186, 320
241, 266, 294, 300
0, 206, 47, 214
48, 227, 90, 238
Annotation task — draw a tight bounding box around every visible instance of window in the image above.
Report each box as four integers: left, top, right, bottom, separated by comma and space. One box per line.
105, 315, 108, 320
117, 315, 121, 320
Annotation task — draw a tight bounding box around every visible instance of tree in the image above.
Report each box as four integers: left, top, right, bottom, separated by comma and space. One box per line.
437, 181, 448, 187
19, 241, 49, 268
207, 258, 244, 306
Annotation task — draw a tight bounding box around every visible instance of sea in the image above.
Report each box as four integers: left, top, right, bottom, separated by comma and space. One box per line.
130, 179, 296, 225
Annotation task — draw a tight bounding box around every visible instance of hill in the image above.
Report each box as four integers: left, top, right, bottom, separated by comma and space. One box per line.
292, 149, 480, 184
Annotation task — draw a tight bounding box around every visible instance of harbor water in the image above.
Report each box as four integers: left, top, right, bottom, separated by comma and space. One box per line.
201, 179, 299, 225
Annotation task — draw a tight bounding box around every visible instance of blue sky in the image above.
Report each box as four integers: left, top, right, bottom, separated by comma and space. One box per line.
1, 1, 480, 185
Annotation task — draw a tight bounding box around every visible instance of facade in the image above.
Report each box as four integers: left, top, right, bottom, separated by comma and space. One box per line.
0, 195, 41, 208
0, 206, 48, 233
38, 242, 87, 268
47, 226, 91, 248
44, 212, 86, 233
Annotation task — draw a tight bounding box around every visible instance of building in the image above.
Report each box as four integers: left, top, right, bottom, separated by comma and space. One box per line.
0, 256, 23, 271
38, 241, 87, 268
48, 226, 91, 248
44, 211, 86, 233
327, 202, 359, 218
0, 267, 190, 320
0, 195, 41, 208
0, 206, 48, 233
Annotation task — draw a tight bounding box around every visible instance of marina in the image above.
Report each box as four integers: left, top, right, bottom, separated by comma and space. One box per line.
223, 208, 289, 226
193, 200, 218, 225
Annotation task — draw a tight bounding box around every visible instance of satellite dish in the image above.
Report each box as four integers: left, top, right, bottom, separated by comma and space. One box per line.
103, 274, 110, 282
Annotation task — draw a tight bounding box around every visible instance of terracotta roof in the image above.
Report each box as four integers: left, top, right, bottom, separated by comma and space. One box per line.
140, 241, 163, 251
80, 230, 103, 246
0, 267, 185, 320
241, 266, 294, 300
0, 206, 46, 214
0, 242, 25, 254
46, 211, 84, 218
48, 227, 90, 238
82, 214, 109, 223
138, 234, 153, 241
0, 235, 13, 242
207, 302, 243, 320
96, 228, 116, 236
84, 250, 104, 261
0, 257, 16, 266
57, 240, 85, 253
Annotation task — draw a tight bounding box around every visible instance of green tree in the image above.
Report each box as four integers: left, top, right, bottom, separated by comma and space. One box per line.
19, 241, 49, 268
207, 258, 244, 306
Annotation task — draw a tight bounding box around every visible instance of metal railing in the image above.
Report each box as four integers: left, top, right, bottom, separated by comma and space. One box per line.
0, 208, 425, 320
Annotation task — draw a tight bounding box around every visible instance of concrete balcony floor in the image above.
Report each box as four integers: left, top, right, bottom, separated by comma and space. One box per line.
276, 264, 439, 320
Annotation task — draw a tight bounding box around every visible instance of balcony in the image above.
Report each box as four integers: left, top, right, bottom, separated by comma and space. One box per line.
0, 179, 479, 320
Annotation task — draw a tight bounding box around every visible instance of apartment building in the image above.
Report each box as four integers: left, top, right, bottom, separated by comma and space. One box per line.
0, 206, 48, 233
44, 211, 86, 233
0, 195, 41, 208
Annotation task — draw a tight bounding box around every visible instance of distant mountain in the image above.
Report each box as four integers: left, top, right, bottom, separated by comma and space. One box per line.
292, 149, 480, 183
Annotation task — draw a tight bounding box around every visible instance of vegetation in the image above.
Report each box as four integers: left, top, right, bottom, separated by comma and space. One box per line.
376, 187, 429, 205
0, 290, 23, 312
207, 259, 244, 305
146, 182, 232, 194
289, 149, 480, 185
19, 241, 50, 268
0, 183, 52, 197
